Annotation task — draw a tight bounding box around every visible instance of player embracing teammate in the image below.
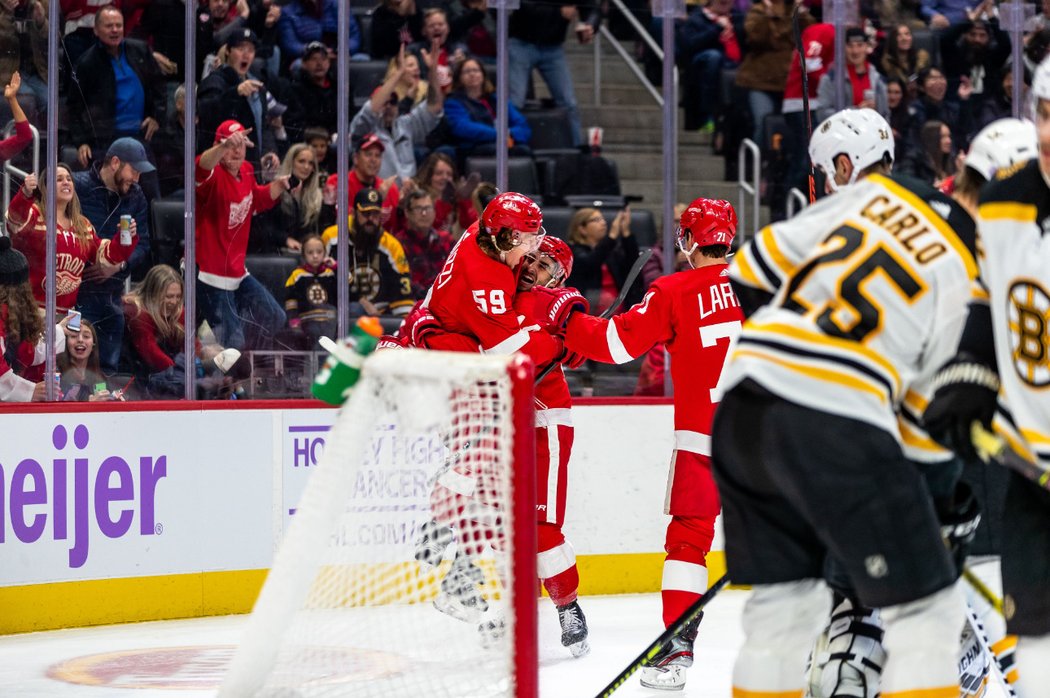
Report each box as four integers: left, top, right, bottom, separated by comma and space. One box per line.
399, 193, 591, 656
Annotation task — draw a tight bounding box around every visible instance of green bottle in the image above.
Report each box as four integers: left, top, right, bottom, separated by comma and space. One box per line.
311, 316, 383, 405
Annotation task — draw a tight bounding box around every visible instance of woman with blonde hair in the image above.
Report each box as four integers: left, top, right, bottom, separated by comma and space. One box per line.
123, 264, 239, 398
5, 163, 137, 313
385, 51, 429, 108
252, 142, 325, 253
566, 206, 638, 313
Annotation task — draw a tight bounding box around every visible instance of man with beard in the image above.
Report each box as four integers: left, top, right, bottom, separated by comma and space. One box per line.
322, 187, 414, 317
939, 10, 1011, 111
72, 137, 154, 376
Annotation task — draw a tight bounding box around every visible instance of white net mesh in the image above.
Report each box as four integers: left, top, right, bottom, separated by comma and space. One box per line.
220, 350, 526, 698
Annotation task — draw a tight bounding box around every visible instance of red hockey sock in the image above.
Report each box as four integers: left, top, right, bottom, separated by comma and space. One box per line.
537, 524, 579, 607
661, 516, 714, 628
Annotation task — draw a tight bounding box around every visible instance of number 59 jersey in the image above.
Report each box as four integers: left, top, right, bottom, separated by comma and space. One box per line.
977, 160, 1050, 472
727, 173, 980, 439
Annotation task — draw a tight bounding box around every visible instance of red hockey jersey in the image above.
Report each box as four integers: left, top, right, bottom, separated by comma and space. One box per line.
422, 223, 562, 367
564, 264, 743, 455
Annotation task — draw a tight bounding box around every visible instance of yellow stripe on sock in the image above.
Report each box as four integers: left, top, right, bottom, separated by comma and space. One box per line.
731, 688, 803, 698
882, 686, 959, 698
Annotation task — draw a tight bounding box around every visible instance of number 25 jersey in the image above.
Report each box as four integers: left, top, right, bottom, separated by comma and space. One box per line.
727, 173, 980, 439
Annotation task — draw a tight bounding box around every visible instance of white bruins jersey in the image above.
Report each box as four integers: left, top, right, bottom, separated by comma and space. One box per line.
977, 159, 1050, 475
728, 173, 980, 441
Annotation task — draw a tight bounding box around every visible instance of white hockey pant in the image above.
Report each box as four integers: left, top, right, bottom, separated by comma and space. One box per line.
880, 582, 966, 697
733, 579, 831, 695
1015, 633, 1050, 698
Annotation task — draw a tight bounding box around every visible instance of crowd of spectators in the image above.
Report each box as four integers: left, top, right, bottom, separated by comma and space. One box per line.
0, 0, 1042, 401
670, 0, 1042, 216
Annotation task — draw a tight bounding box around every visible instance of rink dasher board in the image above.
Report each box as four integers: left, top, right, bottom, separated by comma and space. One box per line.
0, 399, 725, 633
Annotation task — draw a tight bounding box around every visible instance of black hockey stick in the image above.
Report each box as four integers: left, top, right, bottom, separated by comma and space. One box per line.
535, 247, 655, 384
595, 574, 730, 697
970, 422, 1050, 491
791, 4, 816, 204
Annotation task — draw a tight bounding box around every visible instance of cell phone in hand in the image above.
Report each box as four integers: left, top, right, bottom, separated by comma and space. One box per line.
288, 174, 301, 189
66, 310, 81, 332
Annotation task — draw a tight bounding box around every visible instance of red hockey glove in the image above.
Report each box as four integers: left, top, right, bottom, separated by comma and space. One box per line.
376, 334, 406, 351
399, 303, 442, 348
559, 347, 586, 370
529, 286, 589, 331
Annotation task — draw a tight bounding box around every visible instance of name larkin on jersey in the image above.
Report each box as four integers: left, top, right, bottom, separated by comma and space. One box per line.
860, 195, 948, 265
699, 281, 740, 319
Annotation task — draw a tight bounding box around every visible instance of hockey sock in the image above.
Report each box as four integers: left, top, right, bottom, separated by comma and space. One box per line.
661, 516, 715, 627
537, 524, 579, 607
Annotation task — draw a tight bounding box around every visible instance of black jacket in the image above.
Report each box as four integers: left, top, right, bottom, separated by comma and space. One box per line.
197, 65, 275, 169
288, 68, 338, 140
509, 0, 599, 47
67, 38, 166, 151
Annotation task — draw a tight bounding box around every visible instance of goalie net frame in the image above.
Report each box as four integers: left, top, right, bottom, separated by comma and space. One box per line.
219, 349, 537, 698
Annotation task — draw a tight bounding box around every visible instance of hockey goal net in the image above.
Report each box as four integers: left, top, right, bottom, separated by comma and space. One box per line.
220, 349, 537, 698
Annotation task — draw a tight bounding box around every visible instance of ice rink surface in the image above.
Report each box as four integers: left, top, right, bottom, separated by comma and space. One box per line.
0, 588, 1012, 697
0, 591, 744, 697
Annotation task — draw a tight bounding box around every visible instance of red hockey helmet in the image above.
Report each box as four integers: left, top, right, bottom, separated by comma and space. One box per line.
677, 198, 737, 255
482, 192, 544, 235
536, 235, 573, 286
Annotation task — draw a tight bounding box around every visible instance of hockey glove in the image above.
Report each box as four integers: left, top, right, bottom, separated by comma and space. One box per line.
376, 334, 406, 351
934, 480, 981, 575
529, 286, 589, 331
921, 355, 1000, 464
558, 347, 587, 370
399, 303, 442, 348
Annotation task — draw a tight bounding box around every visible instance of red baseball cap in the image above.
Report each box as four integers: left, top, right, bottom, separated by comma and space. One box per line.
215, 119, 247, 144
354, 133, 385, 153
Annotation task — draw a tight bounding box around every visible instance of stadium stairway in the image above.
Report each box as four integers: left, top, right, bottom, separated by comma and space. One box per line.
529, 38, 770, 237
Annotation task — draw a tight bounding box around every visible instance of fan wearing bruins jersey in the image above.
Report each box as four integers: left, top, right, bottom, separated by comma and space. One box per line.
711, 108, 981, 696
922, 57, 1050, 697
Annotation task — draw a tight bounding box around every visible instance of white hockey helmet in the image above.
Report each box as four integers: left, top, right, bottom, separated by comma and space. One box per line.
809, 108, 895, 192
1033, 54, 1050, 104
965, 118, 1037, 181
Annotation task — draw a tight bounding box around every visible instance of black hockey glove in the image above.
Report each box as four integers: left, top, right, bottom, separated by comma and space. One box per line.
934, 480, 981, 575
921, 355, 1000, 464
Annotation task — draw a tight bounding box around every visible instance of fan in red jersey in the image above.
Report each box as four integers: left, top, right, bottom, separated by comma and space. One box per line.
534, 197, 743, 691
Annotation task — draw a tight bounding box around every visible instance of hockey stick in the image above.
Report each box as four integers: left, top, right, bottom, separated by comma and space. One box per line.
791, 4, 816, 204
595, 574, 730, 697
970, 422, 1050, 491
963, 602, 1018, 697
535, 247, 655, 384
963, 566, 1005, 617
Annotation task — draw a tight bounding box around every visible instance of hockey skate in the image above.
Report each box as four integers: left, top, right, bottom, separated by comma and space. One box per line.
414, 518, 455, 568
432, 552, 489, 624
556, 601, 590, 657
639, 613, 702, 691
478, 610, 507, 649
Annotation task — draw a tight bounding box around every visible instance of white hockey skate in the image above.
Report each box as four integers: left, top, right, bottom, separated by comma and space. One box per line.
478, 610, 507, 649
639, 613, 702, 691
557, 601, 590, 657
432, 553, 488, 623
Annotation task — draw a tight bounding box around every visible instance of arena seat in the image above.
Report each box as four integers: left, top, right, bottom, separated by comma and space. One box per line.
150, 198, 186, 270
464, 156, 542, 201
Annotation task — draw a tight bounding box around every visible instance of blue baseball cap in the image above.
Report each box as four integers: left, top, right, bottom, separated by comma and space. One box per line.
106, 137, 156, 174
